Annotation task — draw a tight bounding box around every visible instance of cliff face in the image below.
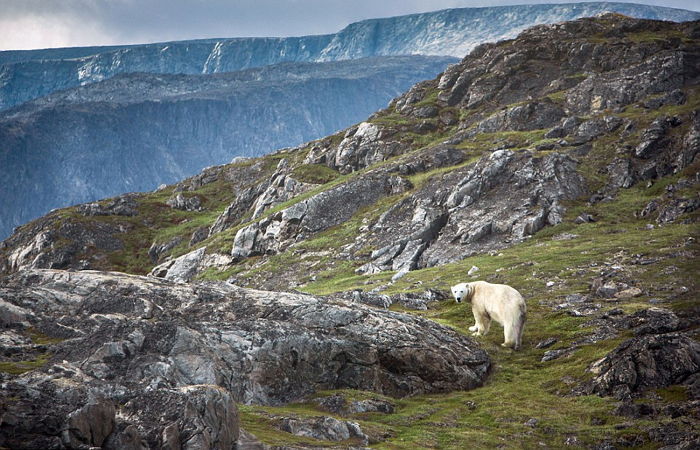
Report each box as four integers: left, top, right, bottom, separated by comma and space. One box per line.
0, 56, 455, 239
1, 2, 698, 111
1, 15, 699, 449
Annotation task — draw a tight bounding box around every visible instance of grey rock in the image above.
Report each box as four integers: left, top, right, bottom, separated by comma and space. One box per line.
391, 239, 427, 272
634, 116, 677, 159
280, 416, 367, 444
148, 236, 183, 264
315, 394, 348, 415
657, 197, 700, 224
639, 199, 659, 218
588, 333, 700, 399
209, 183, 269, 236
1, 269, 491, 409
79, 195, 139, 217
150, 247, 206, 282
346, 290, 392, 309
614, 401, 656, 418
64, 399, 116, 448
363, 150, 586, 272
643, 89, 686, 109
231, 174, 409, 261
349, 398, 395, 414
166, 193, 202, 211
524, 418, 539, 427
106, 385, 239, 450
542, 349, 571, 362
189, 226, 209, 247
414, 106, 439, 118
605, 158, 635, 190
591, 278, 620, 298
575, 213, 595, 224
472, 100, 565, 134
251, 171, 314, 219
329, 122, 408, 174
574, 116, 622, 141
616, 308, 681, 336
544, 126, 566, 139
535, 338, 558, 349
566, 52, 685, 114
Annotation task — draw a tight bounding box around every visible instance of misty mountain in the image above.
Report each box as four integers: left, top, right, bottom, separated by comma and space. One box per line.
1, 2, 698, 110
0, 56, 454, 239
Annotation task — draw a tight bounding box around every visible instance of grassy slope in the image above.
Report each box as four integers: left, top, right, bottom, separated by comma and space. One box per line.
1, 24, 697, 448
233, 157, 698, 448
228, 76, 700, 445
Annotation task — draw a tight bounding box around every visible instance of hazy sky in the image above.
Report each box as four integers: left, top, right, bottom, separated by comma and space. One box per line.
1, 0, 699, 51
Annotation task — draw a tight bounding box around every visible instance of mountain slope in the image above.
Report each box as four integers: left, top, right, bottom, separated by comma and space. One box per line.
1, 2, 698, 111
1, 14, 699, 449
0, 55, 455, 239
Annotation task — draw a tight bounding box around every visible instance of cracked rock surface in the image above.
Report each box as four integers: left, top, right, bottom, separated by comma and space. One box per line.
0, 269, 490, 447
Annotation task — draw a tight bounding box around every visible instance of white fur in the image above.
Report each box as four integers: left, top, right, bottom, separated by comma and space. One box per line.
451, 281, 527, 350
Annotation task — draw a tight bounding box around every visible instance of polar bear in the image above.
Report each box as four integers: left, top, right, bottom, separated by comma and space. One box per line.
451, 281, 527, 350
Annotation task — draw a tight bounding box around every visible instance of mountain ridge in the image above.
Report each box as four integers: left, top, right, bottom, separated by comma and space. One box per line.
0, 55, 455, 239
1, 2, 699, 111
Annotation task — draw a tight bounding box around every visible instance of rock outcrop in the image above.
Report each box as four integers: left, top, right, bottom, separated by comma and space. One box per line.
0, 269, 490, 446
229, 173, 410, 261
588, 333, 700, 400
356, 149, 586, 273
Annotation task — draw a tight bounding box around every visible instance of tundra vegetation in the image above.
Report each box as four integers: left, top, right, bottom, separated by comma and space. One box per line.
1, 15, 698, 448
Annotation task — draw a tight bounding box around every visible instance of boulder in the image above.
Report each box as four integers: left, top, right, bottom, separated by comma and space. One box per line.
1, 269, 491, 410
328, 122, 407, 173
279, 416, 367, 444
189, 226, 209, 247
148, 236, 183, 263
150, 247, 206, 282
588, 333, 700, 399
79, 194, 139, 217
209, 183, 268, 236
166, 194, 202, 212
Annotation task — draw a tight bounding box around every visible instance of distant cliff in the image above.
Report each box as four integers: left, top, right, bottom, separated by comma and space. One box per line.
0, 56, 454, 239
1, 2, 698, 110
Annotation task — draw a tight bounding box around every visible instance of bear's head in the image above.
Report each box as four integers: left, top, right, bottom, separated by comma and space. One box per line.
451, 283, 471, 303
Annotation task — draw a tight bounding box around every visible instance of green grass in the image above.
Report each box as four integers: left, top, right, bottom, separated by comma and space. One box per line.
291, 164, 341, 185
241, 188, 697, 447
412, 88, 440, 109
235, 157, 700, 447
0, 353, 51, 375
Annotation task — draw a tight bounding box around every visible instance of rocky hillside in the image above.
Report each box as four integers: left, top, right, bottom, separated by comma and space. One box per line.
1, 14, 699, 448
1, 2, 697, 111
0, 55, 454, 239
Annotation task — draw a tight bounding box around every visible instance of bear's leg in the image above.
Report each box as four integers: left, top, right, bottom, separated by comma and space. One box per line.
502, 317, 524, 350
471, 309, 490, 336
501, 326, 516, 349
515, 314, 525, 350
